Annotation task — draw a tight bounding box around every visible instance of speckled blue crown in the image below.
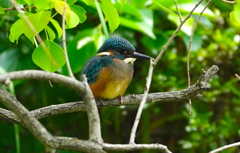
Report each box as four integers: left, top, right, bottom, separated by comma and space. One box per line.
97, 37, 136, 53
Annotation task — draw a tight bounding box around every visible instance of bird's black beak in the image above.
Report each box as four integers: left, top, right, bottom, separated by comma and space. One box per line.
129, 52, 153, 60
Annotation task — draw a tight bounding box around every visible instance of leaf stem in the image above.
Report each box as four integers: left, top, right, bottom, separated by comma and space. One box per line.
62, 0, 74, 78
95, 0, 109, 38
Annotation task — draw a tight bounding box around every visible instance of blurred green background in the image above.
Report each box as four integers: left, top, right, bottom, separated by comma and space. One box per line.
0, 0, 240, 152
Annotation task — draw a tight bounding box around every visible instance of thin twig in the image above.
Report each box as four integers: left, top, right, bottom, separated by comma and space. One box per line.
174, 0, 183, 22
129, 59, 154, 144
186, 0, 212, 116
153, 0, 204, 66
235, 74, 240, 80
62, 0, 74, 78
221, 0, 236, 4
209, 141, 240, 153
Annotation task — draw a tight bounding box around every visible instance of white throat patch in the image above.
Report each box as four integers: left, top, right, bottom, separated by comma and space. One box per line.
123, 58, 136, 64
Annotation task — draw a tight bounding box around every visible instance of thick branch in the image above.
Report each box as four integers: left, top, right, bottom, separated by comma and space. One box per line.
0, 65, 219, 125
0, 84, 105, 153
0, 70, 85, 93
81, 75, 103, 144
0, 85, 54, 146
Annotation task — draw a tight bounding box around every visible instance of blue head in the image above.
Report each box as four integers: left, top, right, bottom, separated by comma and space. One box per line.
97, 37, 152, 60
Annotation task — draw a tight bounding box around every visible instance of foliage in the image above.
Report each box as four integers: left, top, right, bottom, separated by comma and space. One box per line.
0, 0, 240, 153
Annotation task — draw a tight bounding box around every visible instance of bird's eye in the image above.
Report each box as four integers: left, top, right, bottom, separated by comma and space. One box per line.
123, 51, 133, 54
128, 51, 133, 54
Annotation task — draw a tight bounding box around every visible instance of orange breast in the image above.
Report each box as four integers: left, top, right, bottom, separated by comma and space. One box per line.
89, 58, 133, 99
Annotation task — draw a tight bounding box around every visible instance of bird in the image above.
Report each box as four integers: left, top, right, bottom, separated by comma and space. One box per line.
80, 37, 152, 103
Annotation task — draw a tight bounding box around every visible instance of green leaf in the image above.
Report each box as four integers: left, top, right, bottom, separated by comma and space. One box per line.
129, 0, 146, 8
32, 40, 65, 72
117, 0, 127, 5
9, 19, 24, 43
182, 33, 202, 52
54, 1, 80, 28
82, 0, 94, 5
230, 11, 240, 25
32, 0, 52, 11
50, 19, 62, 38
120, 8, 155, 39
15, 0, 26, 5
121, 3, 142, 18
0, 49, 19, 71
0, 5, 5, 14
23, 0, 33, 5
116, 0, 127, 11
22, 11, 51, 43
178, 3, 214, 17
70, 5, 87, 23
54, 0, 71, 15
0, 48, 36, 71
66, 10, 79, 28
101, 0, 120, 33
153, 0, 192, 8
230, 2, 240, 25
46, 26, 56, 40
67, 0, 77, 4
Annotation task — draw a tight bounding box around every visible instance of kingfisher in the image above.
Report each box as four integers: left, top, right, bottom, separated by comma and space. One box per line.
81, 37, 152, 103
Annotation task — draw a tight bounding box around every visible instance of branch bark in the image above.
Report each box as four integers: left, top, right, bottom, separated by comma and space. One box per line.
0, 70, 85, 93
209, 141, 240, 153
103, 143, 171, 153
0, 65, 219, 125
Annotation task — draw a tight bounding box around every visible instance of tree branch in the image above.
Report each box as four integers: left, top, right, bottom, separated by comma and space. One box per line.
62, 0, 74, 78
129, 59, 154, 144
0, 65, 219, 125
81, 75, 103, 144
103, 143, 171, 153
0, 85, 54, 147
0, 83, 105, 153
186, 0, 212, 115
235, 74, 240, 80
0, 70, 85, 93
221, 0, 236, 4
174, 0, 183, 22
209, 141, 240, 153
153, 0, 204, 65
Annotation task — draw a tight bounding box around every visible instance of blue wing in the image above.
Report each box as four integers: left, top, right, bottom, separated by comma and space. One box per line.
81, 56, 112, 84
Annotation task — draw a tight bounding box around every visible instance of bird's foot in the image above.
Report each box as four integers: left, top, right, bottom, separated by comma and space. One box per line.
118, 95, 123, 104
96, 98, 105, 106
